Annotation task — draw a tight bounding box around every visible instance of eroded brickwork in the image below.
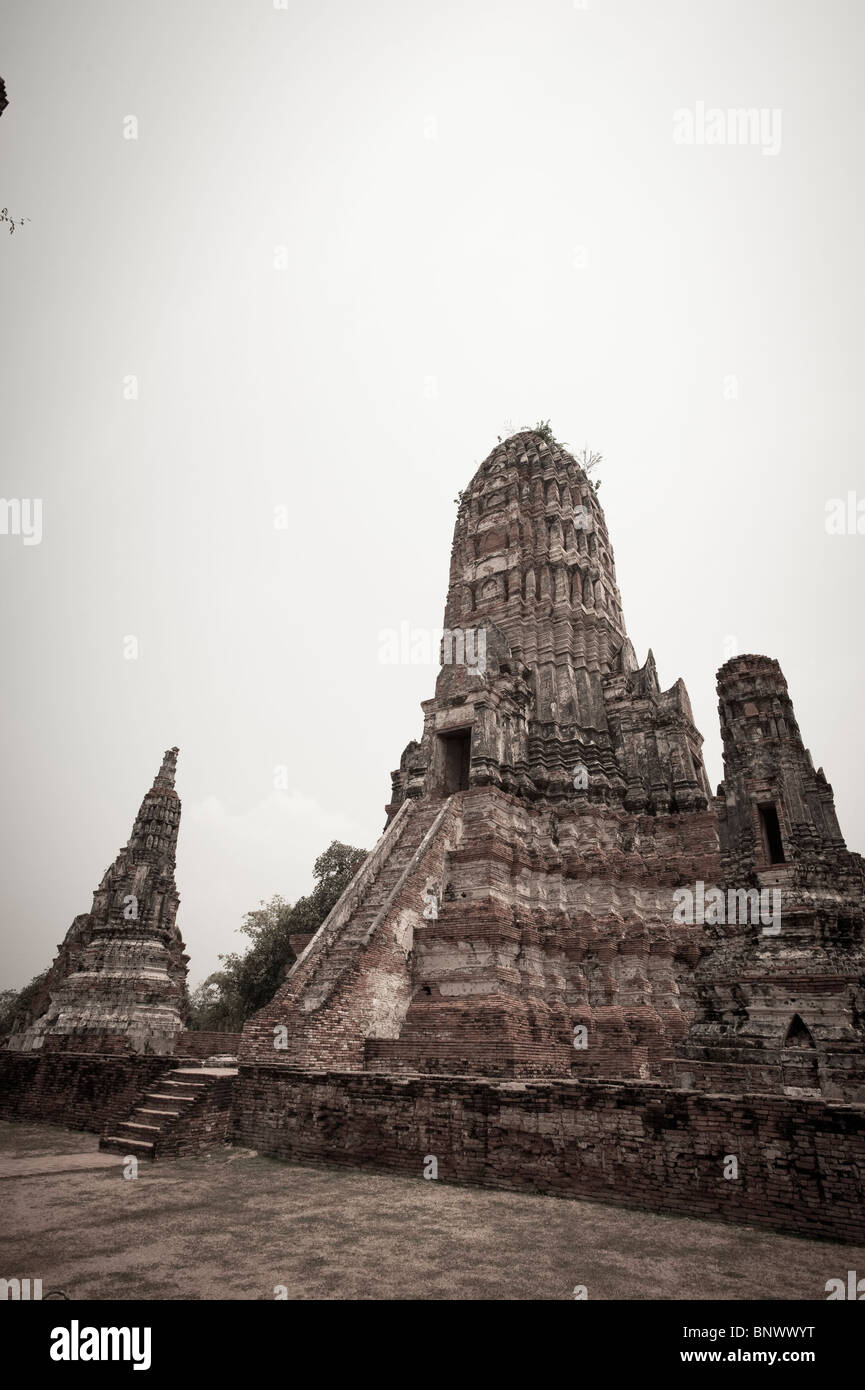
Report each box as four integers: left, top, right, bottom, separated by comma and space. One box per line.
7, 749, 188, 1056
175, 1031, 241, 1060
5, 429, 863, 1244
674, 656, 865, 1099
100, 1066, 237, 1159
235, 1066, 865, 1244
0, 1051, 173, 1132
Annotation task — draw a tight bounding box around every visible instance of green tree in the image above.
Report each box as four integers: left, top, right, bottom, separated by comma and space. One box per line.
187, 972, 245, 1033
186, 839, 367, 1031
0, 970, 50, 1044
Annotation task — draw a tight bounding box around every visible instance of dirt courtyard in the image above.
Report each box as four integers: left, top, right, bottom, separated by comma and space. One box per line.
1, 1121, 859, 1301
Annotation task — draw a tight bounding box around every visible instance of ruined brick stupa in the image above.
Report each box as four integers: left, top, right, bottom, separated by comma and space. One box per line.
241, 429, 865, 1099
7, 748, 188, 1055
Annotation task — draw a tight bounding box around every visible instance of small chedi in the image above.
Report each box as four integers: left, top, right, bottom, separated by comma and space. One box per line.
7, 748, 188, 1056
240, 429, 865, 1100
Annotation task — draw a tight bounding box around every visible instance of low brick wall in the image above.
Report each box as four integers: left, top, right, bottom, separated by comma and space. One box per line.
235, 1065, 865, 1243
0, 1051, 173, 1133
175, 1031, 241, 1059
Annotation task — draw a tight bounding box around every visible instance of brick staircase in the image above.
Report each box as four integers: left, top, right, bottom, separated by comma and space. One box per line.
99, 1066, 237, 1160
298, 800, 447, 1012
240, 796, 458, 1067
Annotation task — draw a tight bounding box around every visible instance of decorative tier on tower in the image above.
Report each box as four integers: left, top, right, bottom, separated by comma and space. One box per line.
7, 748, 189, 1056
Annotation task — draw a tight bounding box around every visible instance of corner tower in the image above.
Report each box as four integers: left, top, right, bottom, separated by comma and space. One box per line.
676, 658, 865, 1098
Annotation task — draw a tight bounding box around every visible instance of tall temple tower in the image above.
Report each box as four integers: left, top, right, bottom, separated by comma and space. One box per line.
240, 429, 864, 1094
7, 748, 188, 1055
241, 431, 719, 1076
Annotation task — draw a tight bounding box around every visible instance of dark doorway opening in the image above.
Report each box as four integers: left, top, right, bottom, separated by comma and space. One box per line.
784, 1013, 815, 1049
782, 1013, 820, 1092
440, 729, 471, 794
759, 804, 786, 864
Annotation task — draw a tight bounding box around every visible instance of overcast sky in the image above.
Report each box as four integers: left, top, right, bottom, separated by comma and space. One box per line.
1, 0, 863, 991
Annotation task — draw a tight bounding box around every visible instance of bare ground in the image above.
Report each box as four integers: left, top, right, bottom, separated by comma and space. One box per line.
0, 1121, 859, 1301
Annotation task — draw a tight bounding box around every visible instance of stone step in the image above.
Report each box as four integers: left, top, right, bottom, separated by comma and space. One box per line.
100, 1137, 155, 1157
99, 1064, 237, 1161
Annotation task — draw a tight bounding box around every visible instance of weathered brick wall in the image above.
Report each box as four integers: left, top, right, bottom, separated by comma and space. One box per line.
0, 1051, 172, 1133
668, 1050, 865, 1103
234, 1066, 865, 1243
175, 1031, 241, 1059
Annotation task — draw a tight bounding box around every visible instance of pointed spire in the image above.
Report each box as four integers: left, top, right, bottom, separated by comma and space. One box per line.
152, 746, 179, 794
127, 747, 181, 861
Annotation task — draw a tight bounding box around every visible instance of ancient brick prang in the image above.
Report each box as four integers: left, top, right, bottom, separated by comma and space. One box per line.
6, 748, 189, 1056
241, 433, 722, 1076
715, 655, 858, 885
675, 657, 865, 1099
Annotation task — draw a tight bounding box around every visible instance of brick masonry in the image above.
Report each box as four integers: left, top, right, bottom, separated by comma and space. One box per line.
175, 1031, 241, 1059
0, 1051, 236, 1158
0, 1051, 172, 1133
234, 1064, 865, 1244
100, 1067, 237, 1159
4, 1047, 863, 1245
